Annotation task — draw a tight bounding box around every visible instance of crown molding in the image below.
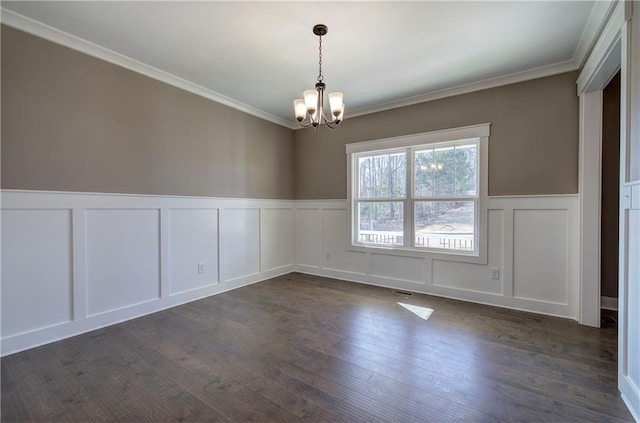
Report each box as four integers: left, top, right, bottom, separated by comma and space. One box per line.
576, 0, 629, 93
315, 1, 617, 124
572, 1, 618, 69
2, 3, 614, 132
0, 8, 298, 130
344, 60, 578, 120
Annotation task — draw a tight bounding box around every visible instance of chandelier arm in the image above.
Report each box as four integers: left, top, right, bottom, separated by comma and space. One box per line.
321, 110, 336, 125
324, 119, 341, 129
298, 118, 314, 128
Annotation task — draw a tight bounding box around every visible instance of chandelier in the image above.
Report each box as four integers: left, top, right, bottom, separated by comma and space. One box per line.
293, 24, 345, 129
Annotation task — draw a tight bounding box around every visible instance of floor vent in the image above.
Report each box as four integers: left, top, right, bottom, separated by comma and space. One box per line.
392, 290, 413, 296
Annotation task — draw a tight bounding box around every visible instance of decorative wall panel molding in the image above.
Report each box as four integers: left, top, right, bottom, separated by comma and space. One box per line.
1, 209, 73, 337
0, 190, 294, 355
294, 196, 580, 320
1, 190, 580, 356
621, 180, 640, 422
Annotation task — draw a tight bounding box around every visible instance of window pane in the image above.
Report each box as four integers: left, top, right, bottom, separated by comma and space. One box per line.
433, 146, 455, 196
414, 201, 475, 251
414, 149, 434, 197
358, 153, 406, 199
414, 143, 477, 198
454, 143, 477, 196
358, 202, 404, 246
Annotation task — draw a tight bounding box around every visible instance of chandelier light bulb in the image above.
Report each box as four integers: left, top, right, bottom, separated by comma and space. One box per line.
328, 92, 344, 117
303, 90, 318, 114
294, 99, 306, 121
337, 104, 345, 122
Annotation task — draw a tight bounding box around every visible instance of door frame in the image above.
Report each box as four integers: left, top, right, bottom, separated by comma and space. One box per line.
576, 0, 630, 328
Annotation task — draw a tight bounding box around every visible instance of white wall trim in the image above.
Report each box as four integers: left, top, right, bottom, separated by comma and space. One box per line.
296, 262, 577, 322
1, 189, 294, 356
488, 194, 579, 199
601, 296, 619, 311
0, 272, 289, 358
1, 6, 609, 132
572, 1, 618, 69
294, 195, 580, 321
0, 8, 296, 130
345, 124, 490, 264
578, 90, 604, 328
0, 190, 584, 357
622, 390, 640, 423
576, 1, 630, 93
577, 1, 639, 420
575, 0, 632, 330
345, 123, 490, 154
0, 189, 294, 207
344, 62, 578, 120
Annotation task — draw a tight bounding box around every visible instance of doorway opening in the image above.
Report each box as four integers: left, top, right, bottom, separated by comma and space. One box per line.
600, 71, 621, 327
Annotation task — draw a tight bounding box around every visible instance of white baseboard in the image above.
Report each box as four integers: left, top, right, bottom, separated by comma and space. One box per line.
295, 267, 577, 321
621, 383, 640, 423
1, 267, 292, 356
601, 296, 619, 311
1, 189, 295, 356
295, 195, 580, 321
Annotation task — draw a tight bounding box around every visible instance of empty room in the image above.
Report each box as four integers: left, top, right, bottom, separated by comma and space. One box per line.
1, 1, 639, 422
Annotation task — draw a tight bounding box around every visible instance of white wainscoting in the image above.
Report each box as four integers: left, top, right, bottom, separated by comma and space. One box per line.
0, 190, 294, 355
1, 190, 581, 356
620, 180, 640, 422
294, 195, 580, 319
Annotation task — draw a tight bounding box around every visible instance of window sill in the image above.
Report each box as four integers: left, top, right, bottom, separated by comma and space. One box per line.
348, 243, 487, 264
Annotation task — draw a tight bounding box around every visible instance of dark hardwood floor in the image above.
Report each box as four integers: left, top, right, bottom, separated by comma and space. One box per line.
1, 273, 634, 422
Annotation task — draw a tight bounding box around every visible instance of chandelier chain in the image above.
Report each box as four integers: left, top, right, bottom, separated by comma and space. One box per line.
317, 35, 323, 82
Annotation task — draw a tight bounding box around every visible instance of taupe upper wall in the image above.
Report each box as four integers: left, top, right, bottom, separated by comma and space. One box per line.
1, 25, 294, 199
294, 71, 579, 199
2, 25, 579, 201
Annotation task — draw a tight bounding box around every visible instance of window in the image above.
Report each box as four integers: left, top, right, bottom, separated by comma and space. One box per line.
356, 152, 406, 246
347, 124, 489, 257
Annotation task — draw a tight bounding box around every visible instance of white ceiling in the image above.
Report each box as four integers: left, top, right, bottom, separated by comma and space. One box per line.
1, 1, 607, 129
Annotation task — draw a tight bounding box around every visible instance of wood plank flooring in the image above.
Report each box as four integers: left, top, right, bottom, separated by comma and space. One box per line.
1, 273, 634, 422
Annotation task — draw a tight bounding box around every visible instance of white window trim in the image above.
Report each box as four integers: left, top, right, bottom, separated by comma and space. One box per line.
346, 123, 490, 264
